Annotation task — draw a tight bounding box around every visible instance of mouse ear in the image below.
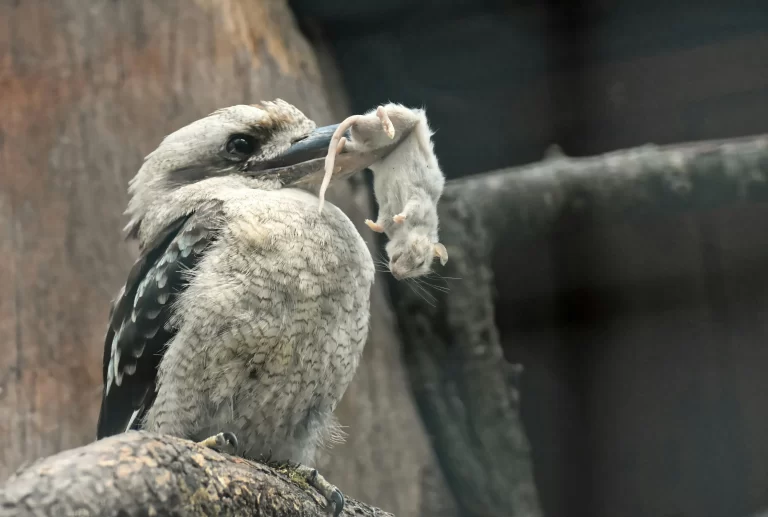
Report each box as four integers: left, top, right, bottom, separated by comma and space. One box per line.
433, 243, 449, 266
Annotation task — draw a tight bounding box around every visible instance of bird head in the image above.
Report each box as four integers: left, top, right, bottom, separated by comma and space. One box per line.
125, 99, 397, 242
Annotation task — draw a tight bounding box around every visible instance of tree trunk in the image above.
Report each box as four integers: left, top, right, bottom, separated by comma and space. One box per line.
0, 2, 454, 516
388, 197, 543, 517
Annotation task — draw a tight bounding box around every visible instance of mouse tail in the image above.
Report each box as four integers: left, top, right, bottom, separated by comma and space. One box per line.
318, 115, 359, 213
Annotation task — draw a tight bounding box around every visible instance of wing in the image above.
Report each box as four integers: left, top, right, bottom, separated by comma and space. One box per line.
96, 202, 222, 439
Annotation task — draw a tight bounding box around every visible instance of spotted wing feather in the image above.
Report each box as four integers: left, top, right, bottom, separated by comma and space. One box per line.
97, 203, 221, 439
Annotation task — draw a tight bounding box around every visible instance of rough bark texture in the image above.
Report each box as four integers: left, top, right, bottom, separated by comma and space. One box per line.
447, 136, 768, 242
0, 2, 454, 516
0, 431, 391, 517
389, 134, 768, 517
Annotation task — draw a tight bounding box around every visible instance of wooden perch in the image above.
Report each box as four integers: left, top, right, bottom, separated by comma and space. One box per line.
0, 432, 392, 517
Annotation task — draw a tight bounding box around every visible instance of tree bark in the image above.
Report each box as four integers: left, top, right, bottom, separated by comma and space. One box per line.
0, 431, 391, 517
448, 136, 768, 243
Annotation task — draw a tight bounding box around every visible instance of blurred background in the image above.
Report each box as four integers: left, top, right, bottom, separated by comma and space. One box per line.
2, 1, 768, 517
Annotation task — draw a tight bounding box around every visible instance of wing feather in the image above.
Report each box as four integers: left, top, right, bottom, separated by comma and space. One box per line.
96, 202, 222, 439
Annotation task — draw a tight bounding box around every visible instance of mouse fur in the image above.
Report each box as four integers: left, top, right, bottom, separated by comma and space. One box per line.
322, 103, 448, 280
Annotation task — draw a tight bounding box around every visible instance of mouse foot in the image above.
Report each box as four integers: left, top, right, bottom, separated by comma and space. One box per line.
364, 219, 385, 233
376, 106, 395, 139
393, 213, 407, 224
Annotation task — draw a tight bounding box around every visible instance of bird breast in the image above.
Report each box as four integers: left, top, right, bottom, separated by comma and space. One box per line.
160, 187, 374, 462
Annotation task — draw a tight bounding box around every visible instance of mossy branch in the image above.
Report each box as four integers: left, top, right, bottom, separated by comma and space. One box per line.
0, 431, 392, 517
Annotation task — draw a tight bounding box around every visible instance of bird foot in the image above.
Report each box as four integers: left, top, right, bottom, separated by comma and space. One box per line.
365, 219, 385, 233
291, 464, 345, 517
393, 213, 406, 224
196, 432, 238, 455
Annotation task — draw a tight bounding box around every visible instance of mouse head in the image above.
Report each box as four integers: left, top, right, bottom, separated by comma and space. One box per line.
386, 232, 449, 280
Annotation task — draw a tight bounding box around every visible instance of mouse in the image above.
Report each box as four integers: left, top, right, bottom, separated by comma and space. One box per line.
319, 103, 448, 280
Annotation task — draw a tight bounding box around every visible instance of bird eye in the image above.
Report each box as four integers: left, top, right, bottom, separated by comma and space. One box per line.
226, 134, 257, 158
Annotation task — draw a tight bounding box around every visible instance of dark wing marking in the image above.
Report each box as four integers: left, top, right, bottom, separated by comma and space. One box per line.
96, 203, 221, 439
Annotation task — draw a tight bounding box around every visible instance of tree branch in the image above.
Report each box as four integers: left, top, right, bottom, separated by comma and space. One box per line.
447, 134, 768, 244
0, 432, 392, 517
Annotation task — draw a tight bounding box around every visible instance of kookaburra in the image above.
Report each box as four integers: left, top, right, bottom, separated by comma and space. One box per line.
97, 100, 394, 515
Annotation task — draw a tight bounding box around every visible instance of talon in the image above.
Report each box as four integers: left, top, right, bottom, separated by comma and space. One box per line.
393, 214, 406, 224
364, 219, 385, 233
293, 464, 345, 517
222, 432, 238, 450
329, 488, 345, 517
196, 432, 238, 454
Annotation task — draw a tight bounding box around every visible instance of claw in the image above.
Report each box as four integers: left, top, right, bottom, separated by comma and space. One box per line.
293, 464, 345, 516
393, 213, 406, 224
221, 432, 238, 449
328, 488, 345, 517
196, 432, 238, 454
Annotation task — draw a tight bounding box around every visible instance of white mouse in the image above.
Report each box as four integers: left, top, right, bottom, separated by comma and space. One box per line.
319, 103, 448, 280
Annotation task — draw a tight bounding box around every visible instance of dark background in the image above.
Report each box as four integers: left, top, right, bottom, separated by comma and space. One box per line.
291, 2, 768, 516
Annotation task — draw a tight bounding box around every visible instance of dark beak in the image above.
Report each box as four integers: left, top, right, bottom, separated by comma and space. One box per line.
262, 124, 344, 168
244, 123, 400, 187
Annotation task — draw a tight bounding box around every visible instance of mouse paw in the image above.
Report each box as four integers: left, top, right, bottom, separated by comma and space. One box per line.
393, 213, 407, 224
365, 219, 385, 233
